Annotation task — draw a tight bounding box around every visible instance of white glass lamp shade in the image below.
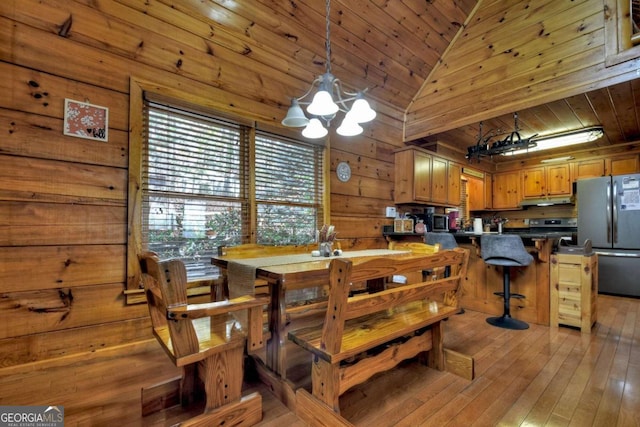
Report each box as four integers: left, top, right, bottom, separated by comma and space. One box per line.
302, 118, 328, 139
281, 99, 309, 127
347, 95, 376, 123
307, 89, 339, 117
337, 117, 363, 136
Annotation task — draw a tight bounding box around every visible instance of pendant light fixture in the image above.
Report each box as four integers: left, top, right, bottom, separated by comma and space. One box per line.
281, 0, 376, 138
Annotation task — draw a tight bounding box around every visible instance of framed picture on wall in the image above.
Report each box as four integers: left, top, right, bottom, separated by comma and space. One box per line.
63, 99, 109, 142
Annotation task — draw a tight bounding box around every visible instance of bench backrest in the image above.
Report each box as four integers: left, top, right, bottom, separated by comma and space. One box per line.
321, 248, 469, 355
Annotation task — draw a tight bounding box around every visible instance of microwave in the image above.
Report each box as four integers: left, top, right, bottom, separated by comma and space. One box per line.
430, 214, 449, 232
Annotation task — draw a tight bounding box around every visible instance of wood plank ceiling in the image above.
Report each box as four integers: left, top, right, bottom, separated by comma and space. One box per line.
207, 0, 640, 162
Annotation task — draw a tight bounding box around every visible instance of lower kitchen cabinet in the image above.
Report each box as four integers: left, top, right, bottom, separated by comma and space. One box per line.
550, 253, 598, 333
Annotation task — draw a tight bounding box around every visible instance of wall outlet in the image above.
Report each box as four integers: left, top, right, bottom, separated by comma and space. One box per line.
385, 206, 397, 218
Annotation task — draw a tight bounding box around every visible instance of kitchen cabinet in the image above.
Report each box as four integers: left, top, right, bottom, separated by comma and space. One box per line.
492, 170, 520, 209
394, 148, 431, 203
521, 164, 571, 198
394, 147, 461, 206
448, 161, 462, 206
465, 171, 492, 211
607, 154, 639, 175
572, 159, 605, 180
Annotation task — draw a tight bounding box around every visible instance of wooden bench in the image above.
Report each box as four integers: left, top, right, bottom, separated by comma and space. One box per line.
287, 248, 473, 421
139, 252, 269, 426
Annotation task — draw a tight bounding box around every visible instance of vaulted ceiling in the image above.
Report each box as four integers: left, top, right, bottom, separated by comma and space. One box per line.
208, 0, 640, 162
266, 0, 640, 162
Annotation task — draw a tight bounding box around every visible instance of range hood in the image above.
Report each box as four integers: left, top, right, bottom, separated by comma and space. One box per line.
519, 196, 574, 207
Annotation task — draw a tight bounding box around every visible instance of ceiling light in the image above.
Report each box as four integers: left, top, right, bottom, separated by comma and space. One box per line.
503, 127, 603, 156
281, 0, 375, 139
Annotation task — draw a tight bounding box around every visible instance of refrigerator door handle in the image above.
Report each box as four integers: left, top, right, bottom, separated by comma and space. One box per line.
612, 180, 618, 244
606, 181, 612, 243
595, 250, 640, 258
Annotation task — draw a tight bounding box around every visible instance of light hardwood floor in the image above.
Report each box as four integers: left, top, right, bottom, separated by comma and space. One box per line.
1, 294, 637, 426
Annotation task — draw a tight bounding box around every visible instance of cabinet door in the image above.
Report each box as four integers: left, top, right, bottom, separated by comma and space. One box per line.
522, 167, 546, 198
492, 171, 520, 209
546, 164, 571, 195
466, 175, 484, 211
573, 159, 605, 180
430, 157, 448, 204
413, 151, 432, 201
609, 155, 639, 175
447, 162, 461, 205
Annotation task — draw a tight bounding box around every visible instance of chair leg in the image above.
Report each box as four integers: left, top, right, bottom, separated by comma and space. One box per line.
486, 266, 529, 330
199, 345, 245, 411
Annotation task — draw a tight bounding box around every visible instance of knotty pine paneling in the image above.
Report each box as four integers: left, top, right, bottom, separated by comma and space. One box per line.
405, 0, 640, 141
0, 319, 152, 369
0, 245, 126, 293
0, 108, 128, 168
0, 156, 127, 205
0, 283, 148, 339
0, 202, 126, 246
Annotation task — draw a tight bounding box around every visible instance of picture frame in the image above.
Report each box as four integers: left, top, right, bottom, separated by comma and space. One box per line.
63, 99, 109, 142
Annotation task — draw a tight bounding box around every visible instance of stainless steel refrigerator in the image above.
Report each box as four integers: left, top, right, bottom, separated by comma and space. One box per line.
577, 174, 640, 297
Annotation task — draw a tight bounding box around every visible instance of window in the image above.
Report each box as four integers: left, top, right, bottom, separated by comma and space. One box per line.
141, 101, 325, 280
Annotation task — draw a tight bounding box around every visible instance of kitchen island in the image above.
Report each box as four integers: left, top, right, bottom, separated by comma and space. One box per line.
453, 233, 555, 326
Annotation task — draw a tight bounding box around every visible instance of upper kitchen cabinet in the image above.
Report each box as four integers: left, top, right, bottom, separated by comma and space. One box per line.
465, 170, 492, 211
572, 159, 605, 180
521, 164, 572, 199
607, 154, 639, 175
394, 147, 461, 207
492, 170, 520, 209
394, 148, 431, 203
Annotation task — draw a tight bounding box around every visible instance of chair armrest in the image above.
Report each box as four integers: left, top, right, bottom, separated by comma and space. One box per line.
167, 295, 269, 320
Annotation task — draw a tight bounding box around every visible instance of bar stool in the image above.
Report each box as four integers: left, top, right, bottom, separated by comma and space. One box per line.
425, 232, 458, 278
481, 234, 533, 330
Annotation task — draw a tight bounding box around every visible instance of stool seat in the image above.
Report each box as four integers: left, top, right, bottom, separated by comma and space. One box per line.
481, 234, 533, 266
481, 234, 533, 330
425, 232, 458, 250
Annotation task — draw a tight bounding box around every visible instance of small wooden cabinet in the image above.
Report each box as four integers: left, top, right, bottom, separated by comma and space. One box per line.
394, 147, 462, 206
521, 164, 571, 198
573, 159, 605, 180
465, 171, 492, 211
492, 170, 520, 209
608, 154, 639, 175
550, 253, 598, 333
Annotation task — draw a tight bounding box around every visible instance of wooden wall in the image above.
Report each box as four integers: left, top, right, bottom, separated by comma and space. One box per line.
405, 0, 640, 141
0, 0, 403, 372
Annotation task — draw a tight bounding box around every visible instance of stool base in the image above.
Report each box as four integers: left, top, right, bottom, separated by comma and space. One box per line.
486, 315, 529, 330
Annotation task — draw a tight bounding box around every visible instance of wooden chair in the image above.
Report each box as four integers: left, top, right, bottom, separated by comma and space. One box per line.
139, 252, 269, 427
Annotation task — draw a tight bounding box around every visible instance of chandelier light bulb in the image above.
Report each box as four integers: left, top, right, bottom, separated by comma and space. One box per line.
337, 117, 363, 136
348, 95, 376, 123
302, 118, 328, 139
307, 89, 339, 117
281, 99, 310, 127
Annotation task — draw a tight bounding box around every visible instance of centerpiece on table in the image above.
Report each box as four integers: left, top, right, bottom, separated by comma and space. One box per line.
318, 224, 337, 257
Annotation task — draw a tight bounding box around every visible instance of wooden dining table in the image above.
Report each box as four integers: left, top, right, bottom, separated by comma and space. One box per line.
211, 249, 427, 380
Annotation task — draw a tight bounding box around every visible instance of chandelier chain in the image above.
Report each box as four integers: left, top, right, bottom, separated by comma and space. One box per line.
325, 0, 332, 75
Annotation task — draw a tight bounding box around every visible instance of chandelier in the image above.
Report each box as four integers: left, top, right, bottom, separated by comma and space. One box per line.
281, 0, 376, 138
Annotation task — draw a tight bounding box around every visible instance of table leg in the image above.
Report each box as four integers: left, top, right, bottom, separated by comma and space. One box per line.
267, 278, 287, 378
